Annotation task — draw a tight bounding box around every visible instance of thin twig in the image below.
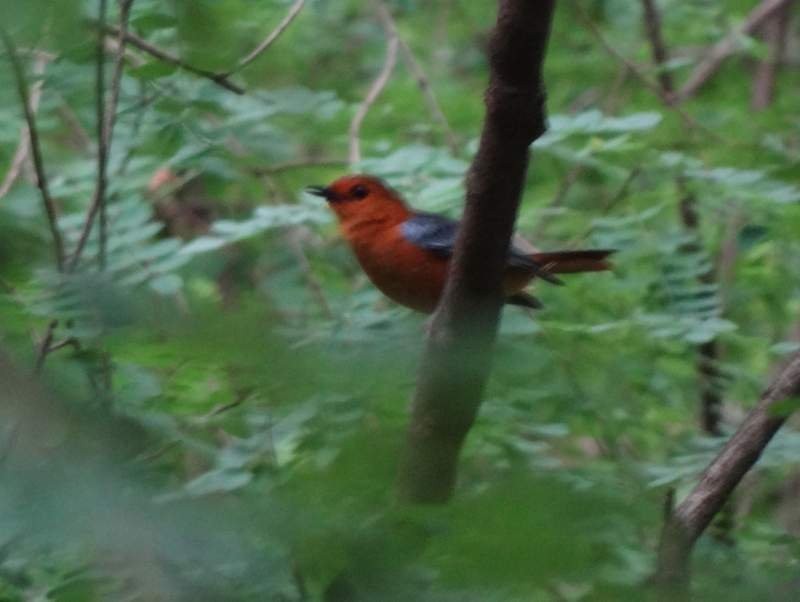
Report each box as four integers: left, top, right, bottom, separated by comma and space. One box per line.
1, 31, 66, 271
374, 0, 459, 154
100, 24, 245, 95
33, 320, 58, 375
70, 1, 135, 271
48, 337, 81, 353
0, 134, 31, 199
229, 0, 306, 74
348, 20, 399, 166
95, 0, 109, 270
203, 393, 249, 419
678, 0, 792, 102
104, 0, 134, 155
572, 3, 719, 140
0, 54, 48, 199
570, 167, 642, 245
640, 0, 675, 96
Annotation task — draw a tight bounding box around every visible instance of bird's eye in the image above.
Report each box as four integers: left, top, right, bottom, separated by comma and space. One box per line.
351, 185, 369, 199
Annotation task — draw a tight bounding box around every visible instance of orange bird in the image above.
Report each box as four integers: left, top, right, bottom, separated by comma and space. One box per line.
308, 175, 613, 313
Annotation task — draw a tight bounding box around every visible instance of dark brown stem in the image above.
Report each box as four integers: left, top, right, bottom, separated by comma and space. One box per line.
572, 2, 717, 140
70, 0, 134, 271
677, 0, 792, 101
396, 0, 556, 503
0, 54, 49, 199
653, 353, 800, 590
640, 0, 675, 97
678, 192, 723, 437
104, 1, 134, 159
751, 1, 792, 110
100, 24, 245, 95
0, 31, 65, 271
33, 320, 58, 375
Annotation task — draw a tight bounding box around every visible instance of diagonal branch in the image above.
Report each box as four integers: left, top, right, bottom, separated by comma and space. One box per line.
374, 0, 459, 154
653, 353, 800, 591
572, 3, 717, 139
0, 30, 65, 271
0, 53, 48, 199
677, 0, 792, 102
100, 24, 245, 95
396, 0, 556, 503
348, 20, 399, 166
229, 0, 306, 74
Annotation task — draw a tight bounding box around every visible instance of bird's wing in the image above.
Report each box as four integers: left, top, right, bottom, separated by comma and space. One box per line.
400, 213, 561, 283
400, 213, 459, 257
401, 212, 537, 262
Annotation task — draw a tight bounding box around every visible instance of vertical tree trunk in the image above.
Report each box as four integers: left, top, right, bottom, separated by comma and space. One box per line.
396, 0, 557, 503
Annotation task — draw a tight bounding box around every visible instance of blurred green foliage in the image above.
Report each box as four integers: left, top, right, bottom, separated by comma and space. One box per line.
1, 0, 800, 600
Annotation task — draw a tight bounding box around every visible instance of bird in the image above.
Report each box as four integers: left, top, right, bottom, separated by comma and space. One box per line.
307, 175, 614, 313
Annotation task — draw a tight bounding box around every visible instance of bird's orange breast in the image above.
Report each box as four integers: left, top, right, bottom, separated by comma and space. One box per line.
349, 224, 449, 313
343, 223, 533, 313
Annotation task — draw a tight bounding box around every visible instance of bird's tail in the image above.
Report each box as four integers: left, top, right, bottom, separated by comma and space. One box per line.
531, 249, 615, 275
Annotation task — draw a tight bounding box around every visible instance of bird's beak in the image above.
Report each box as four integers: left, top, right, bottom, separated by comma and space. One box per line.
306, 185, 331, 200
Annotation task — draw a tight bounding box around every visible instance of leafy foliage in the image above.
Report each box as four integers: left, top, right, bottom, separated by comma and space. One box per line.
2, 0, 800, 600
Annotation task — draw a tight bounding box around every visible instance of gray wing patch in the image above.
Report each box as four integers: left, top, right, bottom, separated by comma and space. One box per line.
401, 213, 563, 284
400, 213, 459, 257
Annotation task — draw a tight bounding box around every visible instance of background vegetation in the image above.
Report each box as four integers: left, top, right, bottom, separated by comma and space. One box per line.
1, 0, 799, 599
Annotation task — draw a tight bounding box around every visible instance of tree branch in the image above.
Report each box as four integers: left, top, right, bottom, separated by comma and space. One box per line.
640, 0, 674, 97
0, 31, 66, 271
396, 0, 556, 503
70, 0, 134, 271
33, 320, 58, 375
374, 0, 459, 154
229, 0, 306, 74
572, 3, 717, 139
638, 1, 729, 439
751, 1, 792, 110
653, 353, 800, 591
100, 24, 245, 95
348, 20, 399, 166
677, 0, 792, 102
95, 0, 109, 270
0, 52, 48, 199
676, 186, 725, 437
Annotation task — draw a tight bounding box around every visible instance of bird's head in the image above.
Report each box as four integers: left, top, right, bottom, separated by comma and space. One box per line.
307, 175, 409, 225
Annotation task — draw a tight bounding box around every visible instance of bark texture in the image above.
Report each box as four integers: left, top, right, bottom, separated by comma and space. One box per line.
653, 354, 800, 592
396, 0, 556, 503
